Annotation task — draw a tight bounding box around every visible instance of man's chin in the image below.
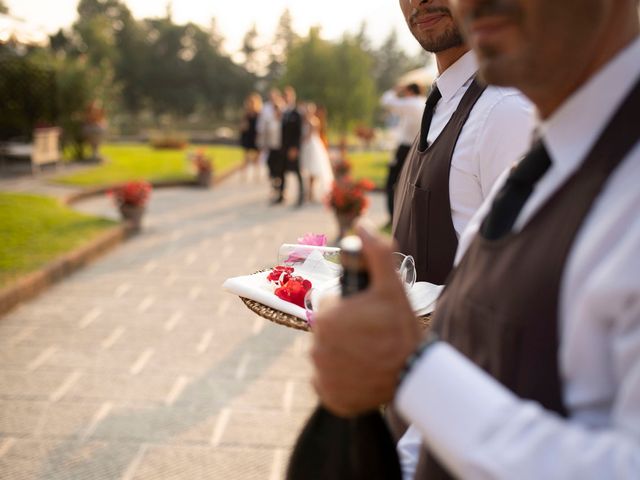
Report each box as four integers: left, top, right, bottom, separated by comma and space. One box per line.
475, 53, 522, 88
415, 28, 465, 54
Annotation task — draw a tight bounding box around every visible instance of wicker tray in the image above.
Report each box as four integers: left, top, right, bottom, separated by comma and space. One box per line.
239, 296, 431, 332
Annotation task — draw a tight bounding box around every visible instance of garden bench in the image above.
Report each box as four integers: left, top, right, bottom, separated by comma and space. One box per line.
0, 127, 61, 175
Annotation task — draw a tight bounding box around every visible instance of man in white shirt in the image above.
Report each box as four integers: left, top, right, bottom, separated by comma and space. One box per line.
256, 89, 285, 202
311, 0, 640, 478
391, 0, 533, 285
380, 83, 426, 225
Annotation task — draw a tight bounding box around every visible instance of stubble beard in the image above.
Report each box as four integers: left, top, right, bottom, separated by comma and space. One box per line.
416, 25, 465, 53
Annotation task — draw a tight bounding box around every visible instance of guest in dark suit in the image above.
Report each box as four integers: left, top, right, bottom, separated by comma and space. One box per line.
277, 85, 304, 206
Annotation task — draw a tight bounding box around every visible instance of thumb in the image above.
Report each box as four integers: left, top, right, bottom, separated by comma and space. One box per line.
354, 222, 401, 291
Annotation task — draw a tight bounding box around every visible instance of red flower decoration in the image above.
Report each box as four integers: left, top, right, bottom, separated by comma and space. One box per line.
325, 175, 374, 216
267, 266, 295, 285
274, 276, 313, 308
110, 181, 152, 207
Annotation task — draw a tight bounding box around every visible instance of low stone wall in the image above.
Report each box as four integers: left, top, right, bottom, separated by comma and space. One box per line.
0, 224, 132, 316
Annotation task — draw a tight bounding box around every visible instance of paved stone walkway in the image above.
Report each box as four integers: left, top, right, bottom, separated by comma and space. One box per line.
0, 173, 385, 479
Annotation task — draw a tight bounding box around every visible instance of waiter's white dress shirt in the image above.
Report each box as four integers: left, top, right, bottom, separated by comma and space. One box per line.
381, 90, 426, 146
396, 36, 640, 480
425, 50, 535, 237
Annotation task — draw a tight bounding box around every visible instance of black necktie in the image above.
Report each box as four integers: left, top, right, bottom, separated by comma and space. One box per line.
418, 85, 442, 151
480, 140, 551, 240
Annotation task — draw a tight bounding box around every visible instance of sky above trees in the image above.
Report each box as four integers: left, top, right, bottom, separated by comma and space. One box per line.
5, 0, 422, 57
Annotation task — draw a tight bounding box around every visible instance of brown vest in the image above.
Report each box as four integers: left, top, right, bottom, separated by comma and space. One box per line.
414, 78, 640, 479
392, 79, 486, 284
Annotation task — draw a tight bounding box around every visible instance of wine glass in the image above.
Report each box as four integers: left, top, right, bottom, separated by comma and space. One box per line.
391, 252, 416, 290
304, 251, 416, 326
303, 283, 340, 327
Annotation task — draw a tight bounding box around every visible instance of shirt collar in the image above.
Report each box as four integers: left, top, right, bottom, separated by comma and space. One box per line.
540, 36, 640, 174
433, 50, 478, 102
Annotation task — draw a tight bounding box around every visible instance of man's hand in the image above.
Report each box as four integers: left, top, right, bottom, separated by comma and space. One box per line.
311, 224, 421, 417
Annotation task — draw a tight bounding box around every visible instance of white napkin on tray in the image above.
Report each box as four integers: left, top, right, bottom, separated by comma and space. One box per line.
407, 282, 444, 316
223, 270, 308, 319
223, 250, 341, 320
224, 261, 444, 321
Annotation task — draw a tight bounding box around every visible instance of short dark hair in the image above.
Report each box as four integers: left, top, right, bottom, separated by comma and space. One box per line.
406, 83, 421, 95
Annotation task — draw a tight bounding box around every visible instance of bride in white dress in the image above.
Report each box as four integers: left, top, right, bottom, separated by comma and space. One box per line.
300, 103, 334, 202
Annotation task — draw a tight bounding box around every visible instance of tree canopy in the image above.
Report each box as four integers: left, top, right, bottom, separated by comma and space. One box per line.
284, 27, 377, 133
6, 3, 429, 141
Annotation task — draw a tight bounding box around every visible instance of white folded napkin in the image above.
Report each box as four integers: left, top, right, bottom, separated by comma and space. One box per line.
224, 262, 444, 321
223, 270, 308, 319
407, 282, 444, 316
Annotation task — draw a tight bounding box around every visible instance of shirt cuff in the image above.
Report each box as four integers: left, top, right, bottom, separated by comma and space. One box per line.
395, 342, 518, 476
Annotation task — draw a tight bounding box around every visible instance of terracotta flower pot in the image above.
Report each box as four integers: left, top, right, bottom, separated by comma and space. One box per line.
119, 204, 145, 232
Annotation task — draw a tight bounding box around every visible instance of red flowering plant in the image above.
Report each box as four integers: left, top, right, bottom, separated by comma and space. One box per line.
327, 176, 375, 217
191, 149, 213, 174
110, 181, 152, 208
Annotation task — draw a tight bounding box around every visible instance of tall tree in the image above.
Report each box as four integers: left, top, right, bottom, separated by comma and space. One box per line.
190, 21, 254, 115
284, 29, 376, 133
284, 27, 333, 101
371, 29, 414, 94
326, 34, 376, 133
136, 18, 253, 117
354, 20, 372, 53
241, 23, 261, 74
266, 8, 298, 84
112, 9, 147, 113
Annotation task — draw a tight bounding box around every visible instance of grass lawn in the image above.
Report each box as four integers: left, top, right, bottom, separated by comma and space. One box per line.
55, 141, 389, 189
0, 193, 116, 288
348, 150, 390, 189
56, 143, 244, 187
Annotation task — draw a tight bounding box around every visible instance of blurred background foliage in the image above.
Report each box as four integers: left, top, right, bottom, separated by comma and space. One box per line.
0, 0, 428, 155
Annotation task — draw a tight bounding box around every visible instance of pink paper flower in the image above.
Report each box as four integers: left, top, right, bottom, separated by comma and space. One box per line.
297, 233, 328, 247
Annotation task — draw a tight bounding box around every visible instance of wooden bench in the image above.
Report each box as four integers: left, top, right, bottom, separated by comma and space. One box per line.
1, 127, 62, 175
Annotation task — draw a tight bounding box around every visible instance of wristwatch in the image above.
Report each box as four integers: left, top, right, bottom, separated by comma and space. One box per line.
398, 332, 440, 386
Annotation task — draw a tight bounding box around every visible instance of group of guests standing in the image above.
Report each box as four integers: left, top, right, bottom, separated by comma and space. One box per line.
238, 86, 334, 206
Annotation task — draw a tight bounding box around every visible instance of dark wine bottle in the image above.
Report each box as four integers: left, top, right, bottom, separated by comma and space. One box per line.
286, 236, 402, 480
339, 235, 370, 296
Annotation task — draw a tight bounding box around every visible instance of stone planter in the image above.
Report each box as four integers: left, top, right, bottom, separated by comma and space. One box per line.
335, 211, 360, 243
119, 204, 145, 232
196, 170, 212, 188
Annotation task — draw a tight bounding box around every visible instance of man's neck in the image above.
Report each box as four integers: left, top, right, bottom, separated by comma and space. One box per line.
435, 45, 470, 74
533, 17, 639, 118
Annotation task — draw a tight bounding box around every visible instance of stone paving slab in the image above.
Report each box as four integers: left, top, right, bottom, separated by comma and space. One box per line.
0, 172, 386, 479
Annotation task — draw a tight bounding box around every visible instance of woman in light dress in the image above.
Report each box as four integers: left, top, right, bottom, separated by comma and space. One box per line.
300, 103, 334, 202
